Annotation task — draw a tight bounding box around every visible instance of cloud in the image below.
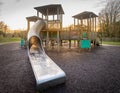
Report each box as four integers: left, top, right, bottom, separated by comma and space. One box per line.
0, 1, 3, 16
0, 1, 3, 6
15, 0, 21, 2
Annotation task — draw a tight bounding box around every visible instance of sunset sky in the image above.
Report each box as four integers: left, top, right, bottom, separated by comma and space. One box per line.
0, 0, 106, 30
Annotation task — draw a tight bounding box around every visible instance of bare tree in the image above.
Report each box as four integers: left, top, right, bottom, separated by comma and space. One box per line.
0, 21, 4, 31
4, 25, 8, 36
0, 21, 9, 37
99, 0, 120, 38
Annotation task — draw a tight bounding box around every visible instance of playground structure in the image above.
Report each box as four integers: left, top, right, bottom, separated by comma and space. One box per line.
72, 11, 98, 48
26, 4, 99, 50
26, 4, 64, 51
26, 4, 99, 90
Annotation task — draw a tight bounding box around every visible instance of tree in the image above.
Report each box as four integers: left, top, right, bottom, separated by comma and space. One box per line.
0, 21, 4, 29
0, 21, 5, 36
99, 0, 120, 38
0, 21, 9, 37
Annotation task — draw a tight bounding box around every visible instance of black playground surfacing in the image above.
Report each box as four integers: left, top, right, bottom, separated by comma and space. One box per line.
0, 43, 120, 93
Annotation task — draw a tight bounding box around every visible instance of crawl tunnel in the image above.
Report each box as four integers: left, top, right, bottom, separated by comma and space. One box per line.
29, 36, 43, 54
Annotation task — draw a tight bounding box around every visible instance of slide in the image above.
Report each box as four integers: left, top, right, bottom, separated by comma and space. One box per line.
27, 20, 66, 90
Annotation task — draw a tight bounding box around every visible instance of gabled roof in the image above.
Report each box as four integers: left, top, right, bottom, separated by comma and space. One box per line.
34, 4, 64, 15
73, 11, 98, 19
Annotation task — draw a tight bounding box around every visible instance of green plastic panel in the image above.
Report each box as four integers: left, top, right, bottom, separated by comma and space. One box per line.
20, 39, 25, 46
80, 40, 91, 48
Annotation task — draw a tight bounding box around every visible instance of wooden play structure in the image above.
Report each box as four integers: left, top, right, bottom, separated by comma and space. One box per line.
26, 4, 64, 51
26, 4, 99, 50
72, 11, 98, 48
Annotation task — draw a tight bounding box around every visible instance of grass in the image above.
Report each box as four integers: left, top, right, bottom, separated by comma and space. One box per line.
102, 41, 120, 45
0, 37, 120, 46
0, 37, 21, 43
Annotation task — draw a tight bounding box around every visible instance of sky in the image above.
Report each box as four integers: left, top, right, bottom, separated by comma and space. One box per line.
0, 0, 106, 30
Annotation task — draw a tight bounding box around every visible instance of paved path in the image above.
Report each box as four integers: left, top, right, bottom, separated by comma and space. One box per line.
0, 43, 120, 93
102, 44, 120, 46
0, 41, 20, 45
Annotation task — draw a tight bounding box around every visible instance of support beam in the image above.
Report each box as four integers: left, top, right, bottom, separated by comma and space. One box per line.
37, 11, 39, 17
69, 40, 71, 49
93, 17, 95, 32
27, 20, 30, 32
77, 19, 79, 26
53, 15, 54, 21
60, 14, 62, 29
77, 40, 79, 47
95, 17, 96, 32
46, 9, 48, 21
74, 18, 75, 29
42, 14, 43, 19
87, 18, 89, 32
46, 8, 49, 48
81, 18, 83, 26
89, 16, 91, 32
57, 7, 60, 52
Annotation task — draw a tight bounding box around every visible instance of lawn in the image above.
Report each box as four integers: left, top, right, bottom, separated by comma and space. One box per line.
102, 41, 120, 45
0, 37, 21, 43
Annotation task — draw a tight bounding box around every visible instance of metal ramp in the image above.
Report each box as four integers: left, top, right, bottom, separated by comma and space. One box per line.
27, 20, 66, 90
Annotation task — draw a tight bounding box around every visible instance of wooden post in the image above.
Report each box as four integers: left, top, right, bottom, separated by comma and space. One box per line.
60, 14, 62, 47
61, 14, 63, 23
57, 8, 60, 52
92, 18, 94, 40
94, 17, 96, 45
47, 9, 48, 21
42, 14, 43, 19
93, 17, 95, 47
69, 40, 71, 49
53, 15, 54, 21
81, 17, 83, 30
77, 19, 79, 26
87, 18, 89, 34
95, 17, 96, 32
77, 40, 79, 47
74, 40, 76, 47
83, 19, 84, 26
37, 11, 39, 17
100, 18, 102, 45
81, 17, 83, 39
60, 40, 62, 46
27, 20, 30, 32
93, 17, 95, 32
81, 18, 83, 26
90, 15, 91, 32
53, 15, 54, 29
60, 14, 62, 29
74, 18, 75, 29
46, 8, 49, 48
89, 15, 92, 48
